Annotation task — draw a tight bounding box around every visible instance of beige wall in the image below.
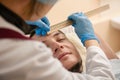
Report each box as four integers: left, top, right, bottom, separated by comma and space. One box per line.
100, 0, 120, 18
93, 19, 120, 52
47, 0, 100, 25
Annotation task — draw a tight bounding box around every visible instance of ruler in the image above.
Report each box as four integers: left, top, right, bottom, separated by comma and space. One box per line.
48, 4, 109, 34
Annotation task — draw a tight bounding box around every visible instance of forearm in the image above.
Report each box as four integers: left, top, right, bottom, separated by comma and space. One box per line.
95, 33, 119, 59
85, 46, 115, 80
85, 40, 99, 48
24, 41, 115, 80
28, 46, 115, 80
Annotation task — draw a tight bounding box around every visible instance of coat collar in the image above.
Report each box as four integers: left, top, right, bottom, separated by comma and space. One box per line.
0, 3, 35, 34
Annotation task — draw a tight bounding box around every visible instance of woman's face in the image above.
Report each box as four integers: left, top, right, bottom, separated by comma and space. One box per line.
32, 31, 82, 70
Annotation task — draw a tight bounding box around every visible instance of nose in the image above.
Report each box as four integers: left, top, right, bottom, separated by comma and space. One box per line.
50, 42, 64, 54
54, 45, 63, 53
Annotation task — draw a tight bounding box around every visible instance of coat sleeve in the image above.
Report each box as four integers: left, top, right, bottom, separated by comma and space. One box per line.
110, 59, 120, 80
0, 40, 115, 80
26, 43, 115, 80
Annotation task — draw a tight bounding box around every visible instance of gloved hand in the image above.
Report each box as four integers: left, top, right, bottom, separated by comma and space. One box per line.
26, 16, 50, 36
68, 12, 99, 45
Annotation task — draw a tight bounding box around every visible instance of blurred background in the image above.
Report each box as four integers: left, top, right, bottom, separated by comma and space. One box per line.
46, 0, 120, 55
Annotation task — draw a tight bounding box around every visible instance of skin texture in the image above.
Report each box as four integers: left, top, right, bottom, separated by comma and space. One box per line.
1, 0, 118, 73
32, 31, 82, 70
32, 31, 119, 72
0, 0, 104, 52
0, 0, 53, 21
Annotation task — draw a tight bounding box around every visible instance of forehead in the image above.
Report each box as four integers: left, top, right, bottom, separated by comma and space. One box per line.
48, 30, 65, 37
36, 30, 65, 41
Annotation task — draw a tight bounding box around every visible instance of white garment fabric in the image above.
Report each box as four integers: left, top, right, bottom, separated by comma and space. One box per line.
110, 59, 120, 80
0, 16, 115, 80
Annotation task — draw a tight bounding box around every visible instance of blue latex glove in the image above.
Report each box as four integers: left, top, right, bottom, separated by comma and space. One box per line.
26, 17, 50, 36
37, 0, 58, 5
68, 12, 99, 45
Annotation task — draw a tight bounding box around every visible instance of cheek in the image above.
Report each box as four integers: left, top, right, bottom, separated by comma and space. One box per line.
60, 54, 80, 70
72, 49, 80, 60
67, 44, 80, 59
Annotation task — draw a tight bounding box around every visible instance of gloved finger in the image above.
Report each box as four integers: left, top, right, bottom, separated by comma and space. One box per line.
68, 13, 80, 26
68, 13, 79, 21
73, 12, 84, 16
26, 19, 50, 31
68, 13, 87, 23
41, 16, 50, 26
37, 0, 58, 5
35, 28, 42, 36
69, 12, 87, 19
76, 12, 88, 19
41, 30, 47, 36
26, 19, 50, 36
34, 20, 50, 32
75, 12, 83, 16
35, 29, 47, 36
39, 21, 50, 31
35, 27, 48, 36
26, 21, 35, 26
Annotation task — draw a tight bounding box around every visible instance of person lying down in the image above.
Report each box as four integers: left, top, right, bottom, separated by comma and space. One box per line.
31, 27, 86, 73
30, 26, 120, 79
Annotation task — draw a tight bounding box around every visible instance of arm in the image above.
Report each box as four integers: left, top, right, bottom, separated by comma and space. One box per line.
20, 13, 115, 80
95, 33, 119, 59
1, 38, 115, 80
85, 41, 115, 80
28, 13, 115, 80
25, 40, 115, 80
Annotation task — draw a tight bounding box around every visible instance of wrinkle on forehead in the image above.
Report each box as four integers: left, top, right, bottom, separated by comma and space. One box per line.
37, 30, 65, 42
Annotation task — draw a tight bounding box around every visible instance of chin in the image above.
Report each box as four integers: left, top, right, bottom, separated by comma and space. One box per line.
62, 60, 78, 70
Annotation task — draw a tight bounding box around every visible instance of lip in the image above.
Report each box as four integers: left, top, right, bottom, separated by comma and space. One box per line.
58, 52, 71, 60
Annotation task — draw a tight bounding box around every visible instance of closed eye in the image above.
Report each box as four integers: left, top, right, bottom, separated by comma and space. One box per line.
57, 38, 66, 42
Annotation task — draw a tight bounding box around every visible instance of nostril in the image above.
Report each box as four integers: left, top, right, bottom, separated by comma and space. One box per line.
60, 46, 63, 48
55, 48, 57, 52
53, 48, 58, 56
54, 45, 64, 53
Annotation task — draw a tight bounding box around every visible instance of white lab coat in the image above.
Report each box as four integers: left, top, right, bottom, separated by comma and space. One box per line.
0, 16, 115, 80
110, 59, 120, 80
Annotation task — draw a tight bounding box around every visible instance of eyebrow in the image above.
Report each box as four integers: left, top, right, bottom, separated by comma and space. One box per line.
53, 32, 63, 37
42, 32, 62, 43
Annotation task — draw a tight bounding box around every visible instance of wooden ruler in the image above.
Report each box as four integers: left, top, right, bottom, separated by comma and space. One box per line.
48, 4, 109, 34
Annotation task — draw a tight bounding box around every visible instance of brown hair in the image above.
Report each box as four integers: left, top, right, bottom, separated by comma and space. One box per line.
30, 29, 35, 38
